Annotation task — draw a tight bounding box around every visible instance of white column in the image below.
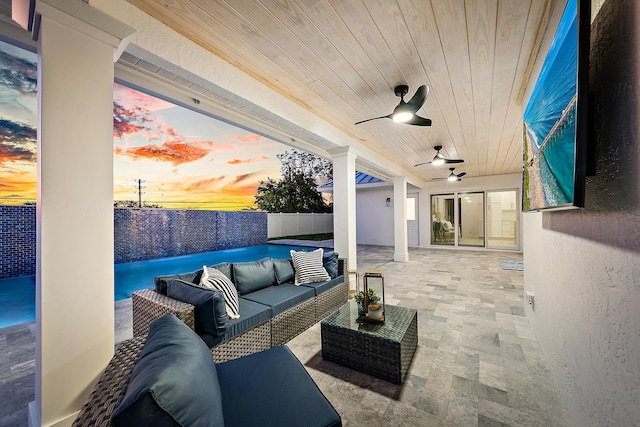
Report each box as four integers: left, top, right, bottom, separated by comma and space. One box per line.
393, 176, 409, 262
329, 147, 357, 270
16, 1, 135, 426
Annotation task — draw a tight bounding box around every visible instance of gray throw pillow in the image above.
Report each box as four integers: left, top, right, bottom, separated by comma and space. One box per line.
233, 258, 276, 294
273, 258, 295, 284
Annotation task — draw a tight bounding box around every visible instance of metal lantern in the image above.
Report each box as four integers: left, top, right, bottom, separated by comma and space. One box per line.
347, 269, 360, 300
363, 269, 385, 323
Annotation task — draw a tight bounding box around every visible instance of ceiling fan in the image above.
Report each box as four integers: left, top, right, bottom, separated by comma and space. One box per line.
433, 167, 467, 182
355, 85, 432, 126
414, 145, 464, 167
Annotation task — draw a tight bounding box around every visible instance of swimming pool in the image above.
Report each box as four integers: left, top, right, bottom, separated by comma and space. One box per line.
0, 244, 320, 328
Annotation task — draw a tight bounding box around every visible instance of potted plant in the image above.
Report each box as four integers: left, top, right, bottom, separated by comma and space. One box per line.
354, 288, 382, 319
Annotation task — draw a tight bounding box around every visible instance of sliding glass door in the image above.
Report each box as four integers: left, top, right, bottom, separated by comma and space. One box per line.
458, 192, 485, 247
431, 194, 454, 246
431, 189, 519, 250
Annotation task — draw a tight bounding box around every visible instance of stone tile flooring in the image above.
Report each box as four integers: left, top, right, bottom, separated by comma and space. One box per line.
0, 246, 573, 427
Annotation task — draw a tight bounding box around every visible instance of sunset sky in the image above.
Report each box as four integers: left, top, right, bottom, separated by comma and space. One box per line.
0, 40, 287, 210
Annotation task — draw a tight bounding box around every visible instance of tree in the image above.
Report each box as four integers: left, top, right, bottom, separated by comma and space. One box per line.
255, 150, 332, 213
277, 150, 332, 184
114, 200, 162, 208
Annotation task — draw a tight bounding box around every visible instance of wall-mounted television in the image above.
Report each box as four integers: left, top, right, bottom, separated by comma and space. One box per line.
522, 0, 590, 212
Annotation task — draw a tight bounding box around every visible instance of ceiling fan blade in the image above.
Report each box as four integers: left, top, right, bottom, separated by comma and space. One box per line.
406, 115, 432, 126
406, 85, 428, 112
443, 158, 464, 164
354, 115, 391, 125
413, 161, 432, 167
457, 172, 467, 178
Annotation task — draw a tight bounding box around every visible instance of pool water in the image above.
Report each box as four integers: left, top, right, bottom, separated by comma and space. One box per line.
0, 244, 319, 328
0, 275, 36, 329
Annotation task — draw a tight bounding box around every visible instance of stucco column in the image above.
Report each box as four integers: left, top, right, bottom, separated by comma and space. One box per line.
14, 1, 135, 426
393, 176, 409, 262
329, 147, 357, 270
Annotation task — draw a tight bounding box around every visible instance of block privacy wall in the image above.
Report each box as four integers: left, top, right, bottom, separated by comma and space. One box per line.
0, 206, 267, 278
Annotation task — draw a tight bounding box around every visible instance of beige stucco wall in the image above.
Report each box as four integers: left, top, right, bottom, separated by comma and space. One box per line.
523, 0, 640, 425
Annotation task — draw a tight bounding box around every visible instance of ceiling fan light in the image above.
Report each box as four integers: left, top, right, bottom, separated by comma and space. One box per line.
447, 174, 457, 182
431, 156, 445, 166
392, 111, 413, 123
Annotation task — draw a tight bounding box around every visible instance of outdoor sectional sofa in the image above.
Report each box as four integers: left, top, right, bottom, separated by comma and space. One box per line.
73, 313, 341, 426
131, 250, 348, 363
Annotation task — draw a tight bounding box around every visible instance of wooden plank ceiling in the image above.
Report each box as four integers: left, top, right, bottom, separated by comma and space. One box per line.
128, 0, 556, 182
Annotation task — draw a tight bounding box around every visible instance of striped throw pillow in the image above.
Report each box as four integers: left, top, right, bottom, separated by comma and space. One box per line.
290, 249, 331, 285
200, 266, 240, 319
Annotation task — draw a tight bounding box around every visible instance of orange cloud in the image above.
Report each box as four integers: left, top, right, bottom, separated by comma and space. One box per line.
0, 169, 37, 203
227, 155, 269, 165
0, 118, 37, 165
232, 172, 263, 184
223, 183, 260, 197
113, 102, 155, 140
114, 139, 216, 166
229, 134, 263, 143
160, 173, 263, 199
182, 176, 226, 192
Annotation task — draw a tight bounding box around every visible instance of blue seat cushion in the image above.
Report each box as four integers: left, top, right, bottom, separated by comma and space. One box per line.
301, 275, 344, 296
322, 251, 340, 279
167, 279, 228, 339
233, 258, 276, 295
217, 346, 341, 427
112, 314, 224, 427
273, 258, 295, 284
154, 270, 201, 295
203, 298, 271, 347
241, 283, 314, 316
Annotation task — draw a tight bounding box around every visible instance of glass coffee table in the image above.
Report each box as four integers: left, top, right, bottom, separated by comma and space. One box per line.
320, 301, 418, 384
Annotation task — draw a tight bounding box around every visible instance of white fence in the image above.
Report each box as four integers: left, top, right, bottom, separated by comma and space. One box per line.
267, 213, 333, 239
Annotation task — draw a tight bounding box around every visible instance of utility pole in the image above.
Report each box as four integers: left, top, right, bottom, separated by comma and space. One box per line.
138, 179, 142, 208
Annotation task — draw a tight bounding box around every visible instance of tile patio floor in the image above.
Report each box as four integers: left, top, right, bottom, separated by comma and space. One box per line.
0, 245, 573, 427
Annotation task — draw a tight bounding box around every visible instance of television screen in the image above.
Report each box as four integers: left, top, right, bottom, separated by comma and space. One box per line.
522, 0, 589, 211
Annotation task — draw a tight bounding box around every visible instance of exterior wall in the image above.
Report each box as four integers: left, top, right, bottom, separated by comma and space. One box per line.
0, 206, 36, 278
355, 186, 394, 246
114, 209, 267, 263
523, 0, 640, 426
0, 208, 267, 277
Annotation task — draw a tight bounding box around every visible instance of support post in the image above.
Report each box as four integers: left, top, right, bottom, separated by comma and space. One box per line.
393, 176, 409, 262
329, 147, 357, 270
14, 1, 135, 425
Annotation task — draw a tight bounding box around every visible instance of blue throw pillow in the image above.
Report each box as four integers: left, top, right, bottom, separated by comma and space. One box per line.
232, 258, 276, 295
153, 270, 201, 295
167, 279, 228, 338
273, 258, 295, 284
111, 314, 224, 427
323, 251, 340, 279
210, 262, 233, 282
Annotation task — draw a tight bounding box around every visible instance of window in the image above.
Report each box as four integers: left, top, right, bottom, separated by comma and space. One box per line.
487, 190, 518, 249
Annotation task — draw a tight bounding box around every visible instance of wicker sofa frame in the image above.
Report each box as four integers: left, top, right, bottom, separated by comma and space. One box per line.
132, 258, 348, 362
73, 337, 147, 427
